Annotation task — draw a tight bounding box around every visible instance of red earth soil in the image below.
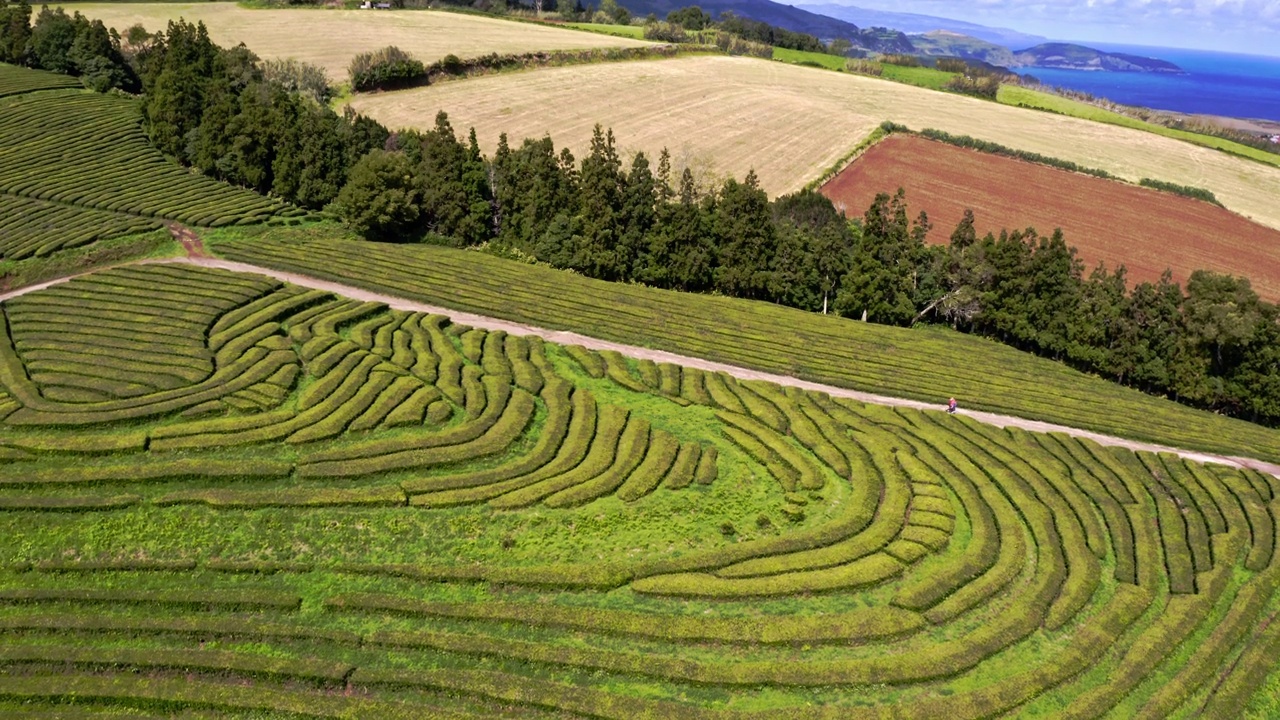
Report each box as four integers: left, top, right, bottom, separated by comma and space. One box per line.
821, 134, 1280, 302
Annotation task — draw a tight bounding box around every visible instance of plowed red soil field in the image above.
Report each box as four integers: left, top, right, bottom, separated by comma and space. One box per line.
821, 133, 1280, 301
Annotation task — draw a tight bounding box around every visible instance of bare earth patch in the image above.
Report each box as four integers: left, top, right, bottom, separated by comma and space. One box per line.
64, 3, 650, 79
349, 56, 1280, 231
822, 134, 1280, 301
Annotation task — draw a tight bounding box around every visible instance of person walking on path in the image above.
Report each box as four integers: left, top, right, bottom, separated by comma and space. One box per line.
947, 397, 958, 414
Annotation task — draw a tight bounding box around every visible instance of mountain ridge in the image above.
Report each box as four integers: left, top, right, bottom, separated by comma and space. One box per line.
794, 2, 1045, 47
1015, 42, 1185, 73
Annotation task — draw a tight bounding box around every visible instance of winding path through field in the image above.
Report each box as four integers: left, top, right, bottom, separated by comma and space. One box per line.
3, 253, 1277, 479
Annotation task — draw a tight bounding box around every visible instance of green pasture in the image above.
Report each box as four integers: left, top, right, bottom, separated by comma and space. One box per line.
998, 84, 1280, 167
564, 21, 646, 39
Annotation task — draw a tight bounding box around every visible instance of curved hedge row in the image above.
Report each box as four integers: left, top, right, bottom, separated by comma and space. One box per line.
1, 262, 1279, 716
0, 89, 295, 256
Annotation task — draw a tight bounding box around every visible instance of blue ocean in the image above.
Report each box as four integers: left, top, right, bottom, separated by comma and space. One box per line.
1013, 43, 1280, 122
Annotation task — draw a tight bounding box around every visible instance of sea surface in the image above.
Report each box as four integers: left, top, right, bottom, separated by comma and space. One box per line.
1013, 44, 1280, 122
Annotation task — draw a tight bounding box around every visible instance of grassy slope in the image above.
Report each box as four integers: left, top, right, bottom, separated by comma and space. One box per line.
2, 261, 1277, 717
209, 225, 1280, 463
565, 21, 646, 39
998, 84, 1280, 168
347, 55, 1280, 230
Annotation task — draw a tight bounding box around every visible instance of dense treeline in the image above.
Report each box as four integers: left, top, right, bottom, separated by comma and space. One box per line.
132, 21, 388, 210
340, 117, 1280, 425
0, 0, 136, 91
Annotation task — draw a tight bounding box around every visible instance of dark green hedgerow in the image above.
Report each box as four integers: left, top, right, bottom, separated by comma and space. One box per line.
405, 378, 572, 495
563, 345, 605, 380
599, 349, 648, 393
720, 411, 822, 491
0, 494, 141, 511
694, 445, 719, 485
657, 362, 681, 397
679, 367, 714, 406
1200, 578, 1280, 717
155, 485, 407, 509
489, 404, 628, 509
757, 387, 848, 478
0, 674, 443, 720
712, 447, 902, 580
911, 126, 1117, 179
504, 335, 543, 395
2, 342, 296, 427
702, 372, 748, 414
289, 365, 400, 444
299, 385, 534, 478
347, 375, 423, 432
615, 429, 681, 502
461, 364, 487, 417
0, 612, 360, 645
1138, 177, 1223, 206
957, 421, 1101, 630
544, 417, 650, 508
0, 457, 292, 487
630, 552, 904, 598
1139, 555, 1280, 715
382, 385, 440, 428
459, 328, 485, 364
412, 386, 594, 507
1164, 456, 1227, 534
1062, 533, 1240, 719
209, 237, 1280, 464
0, 587, 301, 611
0, 643, 353, 685
348, 312, 397, 354
480, 330, 511, 379
662, 443, 701, 490
1032, 434, 1139, 585
727, 379, 789, 434
325, 592, 922, 645
1219, 472, 1276, 572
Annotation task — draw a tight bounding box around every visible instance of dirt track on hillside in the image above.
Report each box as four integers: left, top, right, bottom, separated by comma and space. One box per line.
1, 252, 1276, 478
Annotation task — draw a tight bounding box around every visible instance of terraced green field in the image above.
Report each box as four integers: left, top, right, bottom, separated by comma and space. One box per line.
0, 64, 298, 263
0, 65, 79, 98
211, 228, 1280, 464
1, 261, 1278, 717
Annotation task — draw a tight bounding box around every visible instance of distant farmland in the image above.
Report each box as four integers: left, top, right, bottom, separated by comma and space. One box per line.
349, 56, 1280, 232
64, 3, 650, 79
822, 134, 1280, 301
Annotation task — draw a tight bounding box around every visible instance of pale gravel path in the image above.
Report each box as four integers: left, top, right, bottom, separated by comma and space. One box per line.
4, 255, 1278, 479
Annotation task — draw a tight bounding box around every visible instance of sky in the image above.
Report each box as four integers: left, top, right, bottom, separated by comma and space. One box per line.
822, 0, 1280, 56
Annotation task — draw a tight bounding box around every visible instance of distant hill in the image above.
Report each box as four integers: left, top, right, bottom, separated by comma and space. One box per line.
1014, 43, 1185, 73
795, 3, 1045, 47
617, 0, 913, 52
908, 31, 1015, 67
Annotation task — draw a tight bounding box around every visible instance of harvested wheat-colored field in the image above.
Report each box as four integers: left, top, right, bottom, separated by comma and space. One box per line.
823, 134, 1280, 301
350, 56, 1280, 231
65, 3, 649, 79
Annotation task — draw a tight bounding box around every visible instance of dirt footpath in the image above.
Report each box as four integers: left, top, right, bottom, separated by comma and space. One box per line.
2, 249, 1275, 478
